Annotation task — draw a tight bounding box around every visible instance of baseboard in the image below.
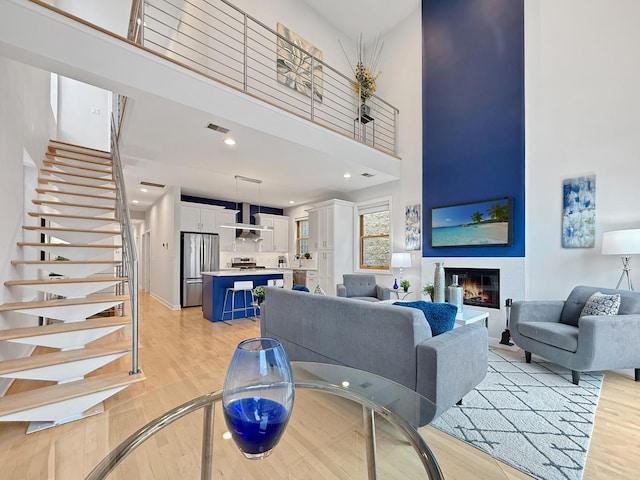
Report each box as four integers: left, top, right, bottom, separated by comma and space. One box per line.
149, 292, 181, 311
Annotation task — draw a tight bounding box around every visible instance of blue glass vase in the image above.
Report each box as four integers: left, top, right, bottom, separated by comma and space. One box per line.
223, 337, 294, 459
393, 278, 398, 290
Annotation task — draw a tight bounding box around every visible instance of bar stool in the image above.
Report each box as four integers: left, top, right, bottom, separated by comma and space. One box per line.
221, 280, 257, 321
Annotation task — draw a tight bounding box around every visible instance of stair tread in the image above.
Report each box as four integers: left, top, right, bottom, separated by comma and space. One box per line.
43, 160, 112, 175
0, 341, 131, 375
32, 200, 116, 211
36, 188, 116, 201
17, 242, 122, 249
40, 169, 115, 183
38, 178, 116, 191
0, 316, 130, 341
0, 294, 129, 312
49, 140, 111, 158
5, 276, 127, 287
23, 226, 121, 235
0, 370, 145, 417
28, 212, 118, 221
45, 152, 112, 167
12, 260, 121, 265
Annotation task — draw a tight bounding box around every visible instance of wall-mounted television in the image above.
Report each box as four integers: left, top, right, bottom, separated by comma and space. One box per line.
430, 196, 513, 247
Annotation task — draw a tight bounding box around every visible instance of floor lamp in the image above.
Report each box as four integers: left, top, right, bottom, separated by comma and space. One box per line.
602, 229, 640, 290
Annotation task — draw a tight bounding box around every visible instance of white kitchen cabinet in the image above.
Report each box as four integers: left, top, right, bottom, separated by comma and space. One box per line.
306, 270, 318, 290
180, 203, 219, 233
306, 199, 354, 296
254, 213, 289, 252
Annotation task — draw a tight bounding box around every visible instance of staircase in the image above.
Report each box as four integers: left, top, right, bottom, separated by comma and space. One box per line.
0, 139, 145, 433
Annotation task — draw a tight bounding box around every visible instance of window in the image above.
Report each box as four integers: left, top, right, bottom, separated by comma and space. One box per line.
296, 219, 309, 255
358, 199, 391, 270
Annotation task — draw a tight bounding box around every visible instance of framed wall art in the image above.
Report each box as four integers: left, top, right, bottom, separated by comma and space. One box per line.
405, 203, 421, 251
562, 175, 596, 248
276, 23, 323, 103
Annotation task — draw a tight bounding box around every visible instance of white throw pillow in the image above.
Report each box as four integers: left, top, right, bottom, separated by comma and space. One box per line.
314, 284, 326, 295
580, 291, 621, 318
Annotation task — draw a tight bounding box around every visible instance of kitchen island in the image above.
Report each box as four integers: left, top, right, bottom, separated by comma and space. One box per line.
201, 270, 285, 322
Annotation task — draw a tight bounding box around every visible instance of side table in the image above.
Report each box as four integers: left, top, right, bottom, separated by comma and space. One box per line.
353, 113, 375, 145
390, 288, 412, 300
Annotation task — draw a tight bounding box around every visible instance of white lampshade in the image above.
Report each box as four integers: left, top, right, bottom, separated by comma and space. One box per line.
602, 229, 640, 255
391, 252, 412, 268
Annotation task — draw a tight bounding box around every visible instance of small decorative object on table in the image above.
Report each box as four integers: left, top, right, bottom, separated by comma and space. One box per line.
393, 278, 399, 290
422, 282, 434, 301
400, 279, 410, 293
253, 286, 265, 305
448, 275, 464, 319
433, 262, 445, 302
340, 33, 383, 116
223, 338, 294, 459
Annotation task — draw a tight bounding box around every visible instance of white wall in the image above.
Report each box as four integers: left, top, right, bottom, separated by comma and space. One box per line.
53, 0, 130, 36
145, 186, 181, 309
0, 57, 55, 393
57, 76, 111, 151
525, 0, 640, 300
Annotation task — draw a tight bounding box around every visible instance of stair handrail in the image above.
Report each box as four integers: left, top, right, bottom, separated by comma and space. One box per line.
110, 114, 140, 375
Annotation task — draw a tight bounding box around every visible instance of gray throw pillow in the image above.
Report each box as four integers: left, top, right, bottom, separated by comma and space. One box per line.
580, 291, 621, 318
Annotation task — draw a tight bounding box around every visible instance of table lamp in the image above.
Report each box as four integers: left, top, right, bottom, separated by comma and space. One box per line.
391, 252, 412, 280
601, 228, 640, 290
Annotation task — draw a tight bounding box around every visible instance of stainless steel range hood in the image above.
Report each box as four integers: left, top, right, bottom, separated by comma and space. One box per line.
219, 202, 273, 241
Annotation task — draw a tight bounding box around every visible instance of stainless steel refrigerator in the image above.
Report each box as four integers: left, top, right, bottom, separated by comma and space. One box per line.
181, 232, 219, 307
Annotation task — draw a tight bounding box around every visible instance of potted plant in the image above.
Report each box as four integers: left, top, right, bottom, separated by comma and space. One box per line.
422, 282, 434, 301
399, 279, 410, 293
253, 286, 266, 304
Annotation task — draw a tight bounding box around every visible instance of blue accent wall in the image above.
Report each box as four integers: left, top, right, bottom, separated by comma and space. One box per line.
422, 0, 525, 257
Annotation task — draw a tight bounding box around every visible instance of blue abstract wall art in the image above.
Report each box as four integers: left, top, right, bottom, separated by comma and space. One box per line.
562, 175, 596, 248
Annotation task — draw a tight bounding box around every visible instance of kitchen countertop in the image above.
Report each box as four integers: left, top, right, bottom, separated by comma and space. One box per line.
202, 270, 286, 277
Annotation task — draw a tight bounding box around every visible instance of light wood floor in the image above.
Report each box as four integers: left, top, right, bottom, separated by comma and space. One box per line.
0, 291, 638, 479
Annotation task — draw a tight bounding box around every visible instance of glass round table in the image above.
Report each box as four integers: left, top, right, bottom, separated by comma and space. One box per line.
86, 362, 444, 479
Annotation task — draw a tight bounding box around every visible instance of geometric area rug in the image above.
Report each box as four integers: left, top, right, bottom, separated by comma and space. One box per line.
431, 349, 603, 480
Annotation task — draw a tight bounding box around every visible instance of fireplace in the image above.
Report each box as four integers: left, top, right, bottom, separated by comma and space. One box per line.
444, 268, 500, 309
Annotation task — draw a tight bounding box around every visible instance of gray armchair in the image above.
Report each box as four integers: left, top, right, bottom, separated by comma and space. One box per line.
336, 274, 390, 302
510, 285, 640, 385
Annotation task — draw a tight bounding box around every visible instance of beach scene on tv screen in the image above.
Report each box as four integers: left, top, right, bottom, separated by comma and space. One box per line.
432, 199, 510, 247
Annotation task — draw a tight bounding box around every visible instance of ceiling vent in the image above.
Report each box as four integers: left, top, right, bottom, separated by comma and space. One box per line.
361, 172, 375, 178
206, 123, 230, 134
140, 181, 166, 188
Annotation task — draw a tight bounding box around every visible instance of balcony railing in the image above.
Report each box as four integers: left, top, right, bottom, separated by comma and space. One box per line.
130, 0, 399, 155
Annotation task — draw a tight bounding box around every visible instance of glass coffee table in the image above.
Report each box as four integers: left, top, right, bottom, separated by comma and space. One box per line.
86, 362, 443, 479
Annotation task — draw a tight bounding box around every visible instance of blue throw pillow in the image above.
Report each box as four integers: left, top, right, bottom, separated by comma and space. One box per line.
292, 284, 310, 292
394, 301, 457, 336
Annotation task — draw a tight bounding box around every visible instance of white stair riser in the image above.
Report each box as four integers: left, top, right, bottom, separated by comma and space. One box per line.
37, 204, 116, 218
0, 352, 128, 382
23, 263, 119, 278
0, 386, 127, 422
14, 301, 124, 322
13, 281, 121, 298
40, 192, 115, 207
27, 229, 120, 244
37, 216, 118, 230
7, 325, 125, 349
22, 244, 118, 261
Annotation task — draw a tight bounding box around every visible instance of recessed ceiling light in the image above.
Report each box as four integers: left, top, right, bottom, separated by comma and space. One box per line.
289, 200, 295, 204
224, 137, 236, 146
344, 173, 351, 178
132, 200, 139, 204
140, 188, 148, 193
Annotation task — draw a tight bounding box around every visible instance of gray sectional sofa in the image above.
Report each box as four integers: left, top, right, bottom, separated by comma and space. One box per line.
261, 287, 488, 420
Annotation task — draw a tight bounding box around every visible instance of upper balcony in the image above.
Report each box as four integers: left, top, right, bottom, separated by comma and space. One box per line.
0, 0, 402, 208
